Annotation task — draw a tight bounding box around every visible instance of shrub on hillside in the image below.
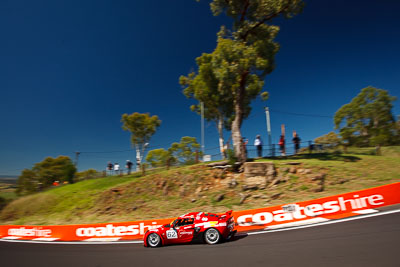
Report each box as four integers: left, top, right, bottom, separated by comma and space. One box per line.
16, 156, 76, 195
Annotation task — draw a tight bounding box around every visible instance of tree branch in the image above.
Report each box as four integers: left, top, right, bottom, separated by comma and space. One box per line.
240, 2, 291, 41
240, 0, 250, 22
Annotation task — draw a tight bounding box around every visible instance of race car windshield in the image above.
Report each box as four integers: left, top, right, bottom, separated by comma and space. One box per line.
175, 218, 194, 227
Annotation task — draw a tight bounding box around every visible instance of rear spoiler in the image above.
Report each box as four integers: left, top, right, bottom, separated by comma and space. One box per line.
220, 210, 233, 219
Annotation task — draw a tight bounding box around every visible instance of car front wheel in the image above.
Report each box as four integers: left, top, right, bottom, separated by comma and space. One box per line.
204, 228, 220, 245
147, 233, 161, 247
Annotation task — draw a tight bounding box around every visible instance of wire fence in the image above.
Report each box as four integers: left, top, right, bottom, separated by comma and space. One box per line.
78, 140, 335, 178
204, 140, 335, 161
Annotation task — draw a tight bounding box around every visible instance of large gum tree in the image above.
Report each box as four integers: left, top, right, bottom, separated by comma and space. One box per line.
187, 0, 304, 162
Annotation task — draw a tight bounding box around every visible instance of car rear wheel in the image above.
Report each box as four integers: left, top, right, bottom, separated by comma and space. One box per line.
147, 233, 161, 247
204, 228, 220, 245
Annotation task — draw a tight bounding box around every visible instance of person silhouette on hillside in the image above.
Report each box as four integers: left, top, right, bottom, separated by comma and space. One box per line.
254, 135, 263, 158
114, 163, 120, 175
126, 160, 133, 175
107, 162, 114, 175
279, 135, 286, 156
292, 132, 301, 154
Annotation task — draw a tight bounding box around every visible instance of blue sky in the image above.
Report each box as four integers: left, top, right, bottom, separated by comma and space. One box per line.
1, 0, 399, 175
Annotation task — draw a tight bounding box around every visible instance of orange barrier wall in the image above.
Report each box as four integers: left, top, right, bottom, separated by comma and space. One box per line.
233, 182, 400, 232
1, 182, 399, 241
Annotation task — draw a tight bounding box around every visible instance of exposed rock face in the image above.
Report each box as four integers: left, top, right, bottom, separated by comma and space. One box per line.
239, 193, 251, 204
215, 194, 225, 202
269, 175, 288, 187
244, 162, 274, 177
242, 184, 259, 191
309, 173, 326, 192
243, 162, 276, 189
271, 192, 282, 199
228, 178, 238, 188
310, 173, 326, 181
207, 161, 229, 167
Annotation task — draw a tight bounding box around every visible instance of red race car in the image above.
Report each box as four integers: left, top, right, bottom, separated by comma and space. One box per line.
144, 210, 236, 247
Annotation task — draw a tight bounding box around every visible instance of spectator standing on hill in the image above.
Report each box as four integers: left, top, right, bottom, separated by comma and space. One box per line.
254, 135, 263, 158
292, 131, 301, 154
279, 135, 286, 156
114, 163, 120, 175
107, 162, 113, 175
126, 160, 133, 175
222, 141, 230, 159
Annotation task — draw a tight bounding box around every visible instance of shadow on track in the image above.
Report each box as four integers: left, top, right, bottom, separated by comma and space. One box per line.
152, 233, 248, 248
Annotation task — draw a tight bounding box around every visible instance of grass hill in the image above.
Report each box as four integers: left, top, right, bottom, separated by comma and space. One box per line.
1, 146, 399, 225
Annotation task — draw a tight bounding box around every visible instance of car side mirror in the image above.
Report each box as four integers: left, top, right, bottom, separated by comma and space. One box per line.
163, 224, 171, 228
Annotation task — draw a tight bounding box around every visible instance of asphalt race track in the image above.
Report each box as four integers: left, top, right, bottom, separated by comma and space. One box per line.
1, 212, 399, 267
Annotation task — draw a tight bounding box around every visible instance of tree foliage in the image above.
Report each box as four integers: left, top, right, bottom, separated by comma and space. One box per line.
0, 196, 7, 211
121, 112, 161, 146
187, 0, 303, 162
180, 53, 234, 158
314, 132, 340, 148
146, 148, 174, 168
121, 112, 161, 162
169, 136, 202, 165
334, 87, 397, 147
16, 169, 38, 195
16, 156, 77, 195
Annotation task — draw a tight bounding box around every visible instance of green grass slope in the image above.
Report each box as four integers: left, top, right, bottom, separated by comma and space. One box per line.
1, 147, 399, 225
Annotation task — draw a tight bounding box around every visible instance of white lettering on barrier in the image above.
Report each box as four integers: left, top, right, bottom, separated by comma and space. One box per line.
75, 222, 162, 237
237, 194, 385, 226
8, 227, 52, 237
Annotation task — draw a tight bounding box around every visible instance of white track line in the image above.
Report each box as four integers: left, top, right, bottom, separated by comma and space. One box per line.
84, 238, 121, 242
264, 217, 329, 230
1, 209, 400, 245
352, 209, 378, 214
33, 238, 59, 241
0, 239, 143, 245
2, 236, 21, 240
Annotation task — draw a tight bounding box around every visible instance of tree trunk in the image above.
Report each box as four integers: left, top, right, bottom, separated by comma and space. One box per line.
232, 115, 244, 163
217, 117, 226, 159
231, 73, 247, 163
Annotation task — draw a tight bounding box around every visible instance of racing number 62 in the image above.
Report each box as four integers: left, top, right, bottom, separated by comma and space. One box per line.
166, 230, 177, 239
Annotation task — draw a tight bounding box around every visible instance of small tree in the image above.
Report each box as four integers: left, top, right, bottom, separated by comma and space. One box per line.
169, 136, 202, 165
16, 156, 77, 195
121, 112, 161, 165
314, 132, 340, 148
334, 87, 397, 147
146, 148, 175, 168
33, 156, 76, 186
16, 169, 38, 195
